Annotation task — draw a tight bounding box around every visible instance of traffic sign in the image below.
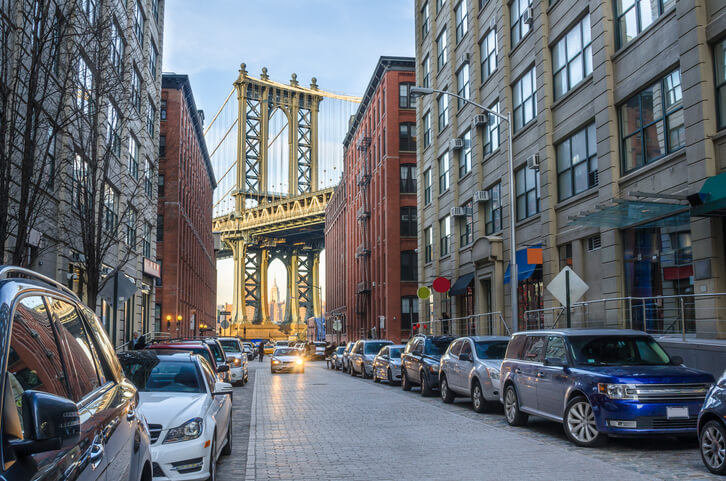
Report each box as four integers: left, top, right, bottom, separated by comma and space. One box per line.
546, 266, 588, 328
333, 319, 342, 332
221, 319, 230, 329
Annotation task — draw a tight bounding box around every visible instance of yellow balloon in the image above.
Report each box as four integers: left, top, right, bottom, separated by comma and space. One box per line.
417, 286, 431, 299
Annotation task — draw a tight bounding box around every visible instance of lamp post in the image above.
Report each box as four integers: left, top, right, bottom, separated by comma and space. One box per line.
176, 314, 182, 337
410, 86, 519, 333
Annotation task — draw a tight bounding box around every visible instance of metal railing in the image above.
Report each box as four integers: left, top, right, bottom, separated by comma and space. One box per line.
426, 312, 511, 337
115, 331, 171, 352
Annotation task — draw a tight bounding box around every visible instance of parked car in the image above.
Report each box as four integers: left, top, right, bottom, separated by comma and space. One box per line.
500, 329, 715, 447
0, 266, 151, 481
342, 341, 356, 373
149, 341, 229, 382
119, 350, 233, 480
698, 369, 726, 474
243, 341, 256, 360
312, 341, 327, 360
349, 340, 393, 378
201, 338, 233, 383
271, 347, 305, 373
401, 335, 457, 396
330, 345, 346, 370
218, 336, 249, 385
372, 344, 406, 384
439, 336, 510, 412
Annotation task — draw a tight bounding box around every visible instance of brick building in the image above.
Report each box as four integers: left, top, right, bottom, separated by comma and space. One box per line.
324, 179, 348, 343
326, 56, 417, 344
157, 73, 217, 337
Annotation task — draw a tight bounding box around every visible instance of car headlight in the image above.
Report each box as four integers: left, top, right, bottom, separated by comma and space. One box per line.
296, 359, 303, 365
424, 360, 439, 373
598, 383, 638, 400
233, 357, 242, 367
163, 418, 203, 444
272, 359, 280, 364
486, 367, 500, 380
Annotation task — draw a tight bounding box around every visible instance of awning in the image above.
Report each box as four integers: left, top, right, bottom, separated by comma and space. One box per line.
568, 199, 688, 228
691, 172, 726, 217
504, 246, 542, 284
450, 272, 475, 296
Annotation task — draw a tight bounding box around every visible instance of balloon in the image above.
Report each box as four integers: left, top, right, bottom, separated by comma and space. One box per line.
432, 277, 451, 293
417, 286, 431, 299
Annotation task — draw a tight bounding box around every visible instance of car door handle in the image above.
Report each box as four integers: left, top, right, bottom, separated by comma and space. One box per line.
89, 438, 104, 470
515, 368, 522, 374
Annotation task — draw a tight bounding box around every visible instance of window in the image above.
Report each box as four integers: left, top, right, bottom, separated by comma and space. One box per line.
131, 66, 141, 111
459, 130, 472, 176
521, 335, 545, 362
545, 336, 567, 363
161, 99, 167, 121
143, 222, 152, 257
399, 82, 415, 108
400, 164, 417, 193
157, 214, 163, 241
111, 21, 124, 76
424, 226, 433, 262
401, 250, 418, 281
399, 122, 416, 151
480, 29, 497, 83
553, 15, 592, 99
424, 168, 432, 205
76, 57, 93, 115
484, 183, 502, 234
510, 0, 533, 48
620, 69, 684, 173
557, 123, 597, 200
483, 101, 500, 154
459, 200, 473, 247
149, 41, 158, 78
158, 174, 165, 197
422, 1, 430, 38
82, 0, 96, 23
559, 243, 572, 269
423, 111, 432, 147
456, 64, 470, 109
128, 135, 139, 178
126, 206, 137, 246
146, 100, 156, 138
516, 165, 540, 220
134, 1, 144, 45
617, 0, 675, 48
438, 152, 450, 193
103, 183, 118, 231
513, 67, 537, 131
401, 296, 419, 331
400, 206, 417, 237
436, 0, 446, 13
716, 39, 726, 130
455, 1, 468, 43
106, 101, 121, 156
438, 91, 449, 131
144, 157, 153, 197
159, 134, 166, 157
422, 56, 431, 88
437, 29, 448, 69
440, 215, 451, 256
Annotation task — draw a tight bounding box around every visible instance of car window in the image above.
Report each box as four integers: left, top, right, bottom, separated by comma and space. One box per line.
459, 341, 472, 357
274, 348, 298, 356
206, 342, 225, 363
80, 305, 120, 380
568, 336, 671, 366
8, 296, 69, 435
505, 335, 526, 359
390, 348, 402, 359
413, 338, 423, 354
49, 298, 104, 401
545, 336, 567, 363
474, 341, 509, 359
364, 342, 390, 354
450, 340, 463, 357
198, 357, 217, 389
124, 360, 204, 393
425, 338, 453, 355
219, 339, 241, 353
521, 336, 545, 362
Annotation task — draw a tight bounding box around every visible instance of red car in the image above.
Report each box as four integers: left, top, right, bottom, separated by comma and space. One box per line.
146, 341, 230, 382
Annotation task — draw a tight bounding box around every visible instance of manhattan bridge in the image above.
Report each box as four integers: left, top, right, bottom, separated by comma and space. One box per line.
205, 63, 360, 340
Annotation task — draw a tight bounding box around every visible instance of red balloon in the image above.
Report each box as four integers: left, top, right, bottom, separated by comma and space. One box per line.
423, 324, 428, 329
432, 277, 451, 293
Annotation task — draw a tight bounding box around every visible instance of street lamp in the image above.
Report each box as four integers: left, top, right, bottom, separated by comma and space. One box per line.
409, 86, 519, 332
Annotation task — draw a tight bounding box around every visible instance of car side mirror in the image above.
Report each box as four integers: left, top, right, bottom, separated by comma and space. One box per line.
543, 357, 568, 368
9, 391, 81, 456
670, 355, 684, 365
217, 364, 230, 373
212, 381, 234, 396
459, 352, 472, 362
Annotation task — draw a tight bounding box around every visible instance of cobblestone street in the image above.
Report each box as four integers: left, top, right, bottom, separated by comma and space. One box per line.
218, 362, 718, 481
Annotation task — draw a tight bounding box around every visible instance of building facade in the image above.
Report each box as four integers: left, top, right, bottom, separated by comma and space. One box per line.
324, 179, 348, 343
157, 73, 217, 338
415, 0, 726, 341
327, 56, 418, 344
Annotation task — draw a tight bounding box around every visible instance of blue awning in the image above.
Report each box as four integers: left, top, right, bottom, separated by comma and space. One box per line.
504, 246, 541, 284
450, 272, 475, 296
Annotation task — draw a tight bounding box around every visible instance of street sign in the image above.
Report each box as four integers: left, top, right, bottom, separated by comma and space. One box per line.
333, 320, 342, 332
546, 266, 588, 328
221, 319, 230, 329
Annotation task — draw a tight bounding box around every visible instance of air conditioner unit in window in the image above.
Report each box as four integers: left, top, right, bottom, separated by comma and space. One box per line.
450, 207, 467, 217
474, 190, 490, 202
473, 114, 489, 127
459, 53, 470, 66
523, 7, 534, 26
588, 170, 599, 188
526, 153, 540, 171
449, 138, 464, 150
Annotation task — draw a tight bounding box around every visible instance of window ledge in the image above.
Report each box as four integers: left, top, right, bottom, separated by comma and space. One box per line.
459, 244, 473, 253
509, 30, 533, 58
437, 124, 451, 137
458, 170, 473, 184
512, 119, 537, 141
710, 128, 726, 142
546, 0, 561, 14
439, 254, 452, 261
515, 213, 541, 228
482, 147, 502, 163
436, 62, 449, 78
554, 188, 598, 211
478, 69, 499, 93
612, 7, 676, 62
439, 189, 452, 199
551, 74, 593, 111
618, 149, 686, 185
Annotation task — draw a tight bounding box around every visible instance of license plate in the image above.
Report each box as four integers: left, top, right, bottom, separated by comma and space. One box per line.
666, 406, 689, 419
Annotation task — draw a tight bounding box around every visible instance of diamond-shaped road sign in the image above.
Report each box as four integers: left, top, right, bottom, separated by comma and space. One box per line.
546, 266, 589, 306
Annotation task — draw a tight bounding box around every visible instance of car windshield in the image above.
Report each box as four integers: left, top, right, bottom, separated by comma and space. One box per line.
365, 342, 390, 354
188, 348, 214, 367
219, 340, 240, 353
274, 348, 298, 357
568, 336, 671, 366
126, 360, 204, 393
315, 342, 326, 348
336, 346, 345, 354
276, 341, 289, 346
389, 348, 402, 359
474, 341, 509, 359
425, 338, 453, 356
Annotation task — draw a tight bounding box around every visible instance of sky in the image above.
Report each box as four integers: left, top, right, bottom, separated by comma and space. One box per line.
161, 0, 415, 307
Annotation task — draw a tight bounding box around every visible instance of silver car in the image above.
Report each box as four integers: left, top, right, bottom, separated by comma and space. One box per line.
341, 341, 356, 373
372, 344, 405, 384
349, 339, 393, 378
439, 336, 510, 412
330, 345, 346, 370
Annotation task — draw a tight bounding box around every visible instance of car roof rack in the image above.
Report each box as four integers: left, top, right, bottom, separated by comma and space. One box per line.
0, 266, 80, 301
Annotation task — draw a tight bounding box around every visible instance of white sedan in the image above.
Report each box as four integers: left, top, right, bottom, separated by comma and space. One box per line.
218, 336, 249, 386
121, 350, 233, 481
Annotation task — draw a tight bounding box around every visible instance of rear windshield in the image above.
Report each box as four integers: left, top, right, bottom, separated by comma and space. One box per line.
474, 341, 509, 359
189, 348, 214, 367
568, 336, 671, 366
206, 342, 225, 363
219, 340, 240, 353
125, 360, 204, 393
390, 348, 402, 359
365, 342, 391, 354
425, 338, 453, 356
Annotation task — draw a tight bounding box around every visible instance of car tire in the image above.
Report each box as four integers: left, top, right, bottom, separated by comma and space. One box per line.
401, 369, 412, 391
373, 369, 380, 383
503, 385, 528, 427
350, 364, 357, 376
387, 368, 396, 385
700, 420, 726, 475
471, 380, 489, 413
563, 396, 607, 447
420, 371, 434, 397
222, 419, 232, 456
440, 375, 455, 403
361, 366, 369, 379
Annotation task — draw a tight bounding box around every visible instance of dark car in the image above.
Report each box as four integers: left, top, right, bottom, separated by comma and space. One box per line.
698, 369, 726, 474
0, 266, 152, 481
342, 341, 356, 373
500, 329, 715, 447
401, 334, 456, 396
148, 341, 230, 382
202, 338, 233, 383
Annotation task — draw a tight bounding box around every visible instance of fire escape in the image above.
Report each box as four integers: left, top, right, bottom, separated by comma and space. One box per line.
355, 132, 371, 338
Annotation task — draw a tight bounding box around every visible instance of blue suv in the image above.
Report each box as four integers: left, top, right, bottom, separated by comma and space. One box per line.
499, 329, 714, 447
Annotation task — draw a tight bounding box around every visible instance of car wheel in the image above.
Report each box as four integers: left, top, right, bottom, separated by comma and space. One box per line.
471, 380, 489, 413
361, 366, 369, 379
373, 369, 380, 383
503, 385, 528, 426
387, 368, 396, 385
563, 396, 607, 447
440, 375, 455, 403
420, 371, 434, 397
701, 420, 726, 474
350, 364, 357, 376
222, 418, 232, 456
208, 439, 217, 481
401, 369, 411, 391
